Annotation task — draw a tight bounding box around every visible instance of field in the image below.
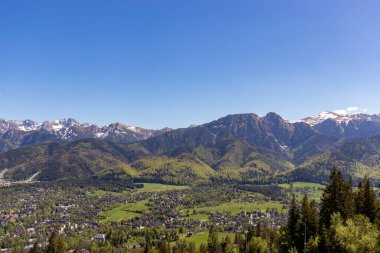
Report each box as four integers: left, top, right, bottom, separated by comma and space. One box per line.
278, 182, 324, 189
87, 189, 126, 197
98, 183, 189, 223
137, 183, 189, 192
100, 200, 149, 223
97, 181, 323, 224
88, 183, 188, 196
188, 199, 285, 220
170, 232, 234, 246
279, 182, 325, 202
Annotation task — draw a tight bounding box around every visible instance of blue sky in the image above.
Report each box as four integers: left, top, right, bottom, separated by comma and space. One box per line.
1, 1, 379, 129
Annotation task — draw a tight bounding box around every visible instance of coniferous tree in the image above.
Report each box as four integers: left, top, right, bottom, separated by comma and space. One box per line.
355, 180, 364, 213
221, 236, 233, 253
46, 231, 66, 253
319, 168, 354, 228
300, 194, 318, 241
287, 195, 301, 250
344, 176, 355, 219
208, 225, 220, 253
318, 224, 331, 253
235, 233, 245, 253
356, 177, 377, 223
309, 200, 319, 236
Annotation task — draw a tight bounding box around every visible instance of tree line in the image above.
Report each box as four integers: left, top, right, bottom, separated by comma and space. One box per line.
284, 168, 380, 253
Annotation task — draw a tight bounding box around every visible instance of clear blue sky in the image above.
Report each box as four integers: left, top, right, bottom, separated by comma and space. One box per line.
1, 1, 379, 129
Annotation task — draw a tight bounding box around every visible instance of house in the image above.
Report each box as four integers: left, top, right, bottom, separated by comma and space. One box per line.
92, 234, 106, 242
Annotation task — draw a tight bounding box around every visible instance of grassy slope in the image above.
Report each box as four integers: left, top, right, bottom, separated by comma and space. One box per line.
278, 182, 325, 202
188, 200, 286, 215
100, 200, 149, 223
174, 232, 234, 246
137, 183, 188, 192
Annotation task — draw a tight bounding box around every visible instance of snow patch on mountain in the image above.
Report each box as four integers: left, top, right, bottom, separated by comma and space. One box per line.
295, 111, 380, 126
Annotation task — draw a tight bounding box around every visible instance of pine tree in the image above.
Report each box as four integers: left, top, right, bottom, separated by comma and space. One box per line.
287, 195, 301, 250
236, 233, 245, 253
309, 200, 319, 236
344, 176, 355, 219
356, 177, 377, 223
208, 225, 220, 253
300, 194, 318, 239
221, 236, 232, 253
318, 224, 331, 253
46, 231, 66, 253
319, 168, 354, 228
355, 180, 364, 214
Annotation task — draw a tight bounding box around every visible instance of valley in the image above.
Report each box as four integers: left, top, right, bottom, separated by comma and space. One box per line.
0, 180, 322, 251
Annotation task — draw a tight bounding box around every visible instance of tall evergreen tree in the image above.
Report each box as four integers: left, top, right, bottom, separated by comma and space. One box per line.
300, 194, 318, 240
355, 180, 364, 213
356, 177, 377, 223
318, 224, 331, 253
46, 231, 66, 253
208, 225, 221, 253
287, 195, 301, 250
319, 168, 354, 228
345, 176, 355, 219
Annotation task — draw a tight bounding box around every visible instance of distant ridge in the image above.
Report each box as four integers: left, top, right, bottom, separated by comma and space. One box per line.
0, 118, 171, 152
2, 111, 380, 184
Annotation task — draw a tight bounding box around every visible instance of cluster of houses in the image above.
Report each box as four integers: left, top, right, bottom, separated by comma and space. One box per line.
0, 183, 292, 251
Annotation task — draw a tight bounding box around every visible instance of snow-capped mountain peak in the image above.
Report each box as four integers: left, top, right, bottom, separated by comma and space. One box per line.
0, 118, 171, 152
40, 118, 80, 132
300, 111, 345, 126
0, 119, 39, 133
297, 111, 380, 126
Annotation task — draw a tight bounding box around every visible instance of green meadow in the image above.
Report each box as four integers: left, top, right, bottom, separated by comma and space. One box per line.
100, 199, 149, 223
137, 183, 189, 192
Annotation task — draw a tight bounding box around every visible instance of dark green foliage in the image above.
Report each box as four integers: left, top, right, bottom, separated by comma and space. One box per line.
319, 168, 354, 228
30, 242, 43, 253
208, 225, 221, 253
236, 184, 286, 200
285, 194, 318, 252
46, 231, 66, 253
356, 176, 377, 223
247, 237, 269, 253
287, 195, 301, 250
234, 233, 245, 253
221, 236, 234, 253
301, 195, 318, 240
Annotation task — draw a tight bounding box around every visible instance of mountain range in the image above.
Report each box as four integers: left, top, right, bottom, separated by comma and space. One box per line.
1, 111, 380, 184
0, 118, 171, 153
